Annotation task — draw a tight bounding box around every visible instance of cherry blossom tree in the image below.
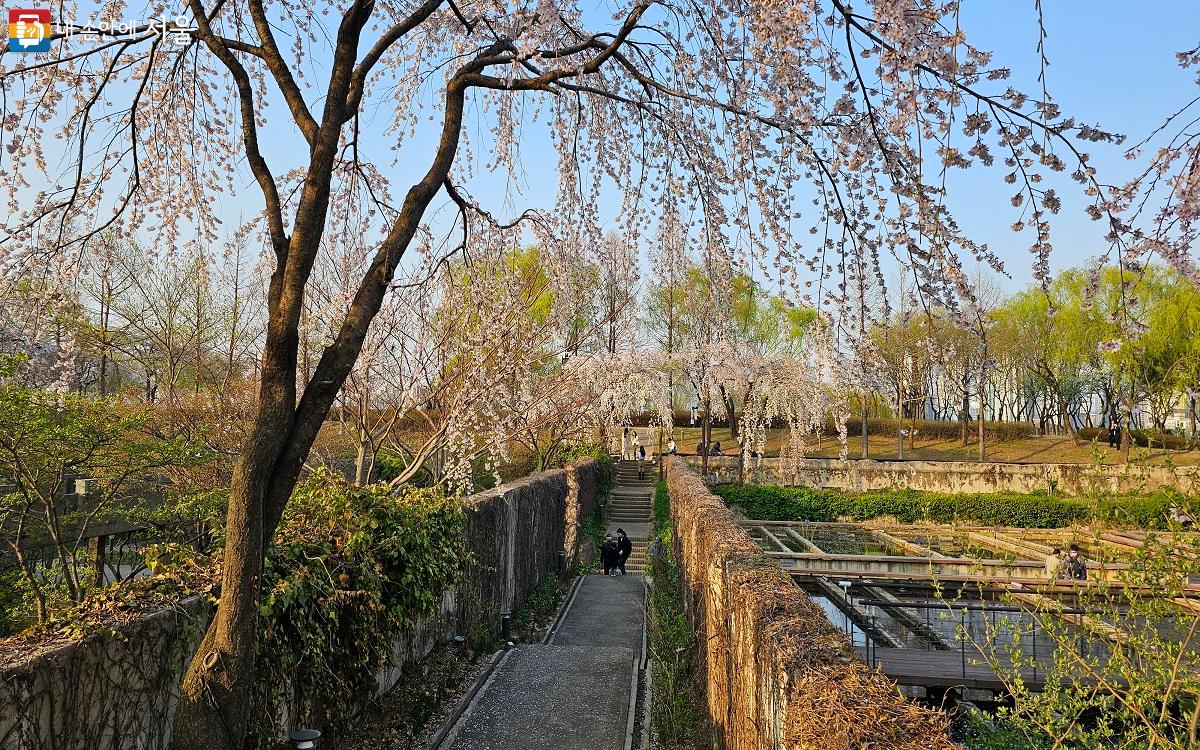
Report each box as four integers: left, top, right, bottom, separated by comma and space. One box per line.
0, 0, 1114, 744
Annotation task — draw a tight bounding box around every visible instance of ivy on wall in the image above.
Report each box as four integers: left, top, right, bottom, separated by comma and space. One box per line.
251, 470, 468, 743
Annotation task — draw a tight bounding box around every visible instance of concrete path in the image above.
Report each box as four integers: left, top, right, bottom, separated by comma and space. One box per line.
443, 568, 646, 750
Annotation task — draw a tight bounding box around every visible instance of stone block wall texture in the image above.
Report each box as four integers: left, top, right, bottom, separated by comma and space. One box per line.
666, 458, 955, 750
0, 460, 599, 750
689, 455, 1200, 495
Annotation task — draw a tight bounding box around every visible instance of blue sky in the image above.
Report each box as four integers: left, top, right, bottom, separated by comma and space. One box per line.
947, 0, 1199, 289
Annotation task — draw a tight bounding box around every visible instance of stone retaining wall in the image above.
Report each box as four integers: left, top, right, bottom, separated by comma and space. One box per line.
688, 455, 1200, 495
0, 461, 600, 750
666, 458, 955, 750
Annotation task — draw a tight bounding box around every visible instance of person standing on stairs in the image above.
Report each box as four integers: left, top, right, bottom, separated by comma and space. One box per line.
602, 533, 618, 575
636, 444, 646, 479
616, 529, 633, 576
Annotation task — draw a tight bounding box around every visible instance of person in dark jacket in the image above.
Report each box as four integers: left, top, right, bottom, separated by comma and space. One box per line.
1063, 544, 1087, 580
616, 528, 633, 575
1108, 420, 1121, 449
601, 533, 618, 575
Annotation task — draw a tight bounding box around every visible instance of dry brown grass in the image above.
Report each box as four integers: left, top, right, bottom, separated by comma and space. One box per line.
654, 426, 1200, 466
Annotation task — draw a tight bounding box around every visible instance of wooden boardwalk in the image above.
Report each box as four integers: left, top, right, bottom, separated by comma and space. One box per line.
856, 646, 1053, 691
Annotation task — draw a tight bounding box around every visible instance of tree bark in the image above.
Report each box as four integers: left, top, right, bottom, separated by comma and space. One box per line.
172, 13, 470, 744
860, 398, 869, 459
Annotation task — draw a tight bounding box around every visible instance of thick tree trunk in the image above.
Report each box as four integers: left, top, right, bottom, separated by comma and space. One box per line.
173, 65, 469, 750
720, 386, 738, 438
860, 399, 869, 459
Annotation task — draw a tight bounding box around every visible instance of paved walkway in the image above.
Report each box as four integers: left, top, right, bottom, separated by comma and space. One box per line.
441, 460, 652, 750
443, 576, 645, 750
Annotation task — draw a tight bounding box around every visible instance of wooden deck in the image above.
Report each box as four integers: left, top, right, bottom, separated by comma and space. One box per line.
856, 646, 1053, 691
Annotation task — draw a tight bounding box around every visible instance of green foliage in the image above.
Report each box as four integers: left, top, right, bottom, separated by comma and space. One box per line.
0, 568, 36, 636
581, 513, 606, 555
251, 470, 467, 743
712, 483, 1180, 529
960, 712, 1048, 750
0, 360, 209, 620
648, 531, 709, 747
551, 443, 615, 495
957, 530, 1200, 749
654, 480, 670, 535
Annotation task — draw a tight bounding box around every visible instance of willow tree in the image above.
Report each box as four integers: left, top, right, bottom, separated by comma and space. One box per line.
1, 1, 1112, 745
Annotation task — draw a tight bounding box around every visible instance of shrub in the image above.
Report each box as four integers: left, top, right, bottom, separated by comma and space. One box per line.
712, 483, 1179, 529
252, 470, 467, 743
551, 442, 614, 495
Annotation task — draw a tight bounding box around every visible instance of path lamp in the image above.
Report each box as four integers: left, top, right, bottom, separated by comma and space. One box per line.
501, 612, 513, 642
289, 730, 320, 749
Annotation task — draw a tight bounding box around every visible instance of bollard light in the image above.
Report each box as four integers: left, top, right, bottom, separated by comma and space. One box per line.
557, 551, 566, 574
500, 612, 512, 641
289, 729, 320, 749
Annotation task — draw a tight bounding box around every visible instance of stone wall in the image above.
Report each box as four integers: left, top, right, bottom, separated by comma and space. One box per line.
666, 458, 955, 750
688, 455, 1200, 495
0, 460, 601, 750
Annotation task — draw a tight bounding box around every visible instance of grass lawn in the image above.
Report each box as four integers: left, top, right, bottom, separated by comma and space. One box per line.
633, 425, 1200, 466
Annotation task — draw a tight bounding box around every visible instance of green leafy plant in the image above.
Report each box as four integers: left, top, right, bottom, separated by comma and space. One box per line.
955, 526, 1200, 749
0, 356, 208, 623
647, 485, 709, 748
251, 470, 467, 744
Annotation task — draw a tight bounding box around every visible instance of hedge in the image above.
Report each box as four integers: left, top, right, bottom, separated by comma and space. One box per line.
712, 482, 1182, 529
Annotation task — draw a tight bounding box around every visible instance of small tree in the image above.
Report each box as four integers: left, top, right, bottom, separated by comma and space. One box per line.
959, 526, 1200, 748
0, 357, 199, 623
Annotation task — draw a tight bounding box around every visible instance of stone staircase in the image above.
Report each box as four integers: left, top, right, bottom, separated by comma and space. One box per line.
607, 459, 655, 575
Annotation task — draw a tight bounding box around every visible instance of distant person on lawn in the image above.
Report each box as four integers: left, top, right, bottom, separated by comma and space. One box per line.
602, 533, 618, 576
696, 439, 705, 455
709, 441, 722, 456
667, 437, 677, 455
616, 528, 633, 575
1108, 420, 1121, 449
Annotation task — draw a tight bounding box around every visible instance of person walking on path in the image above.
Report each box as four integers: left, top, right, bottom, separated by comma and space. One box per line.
602, 533, 618, 576
1063, 544, 1087, 580
1045, 548, 1063, 580
616, 529, 632, 576
621, 428, 632, 460
636, 445, 646, 479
